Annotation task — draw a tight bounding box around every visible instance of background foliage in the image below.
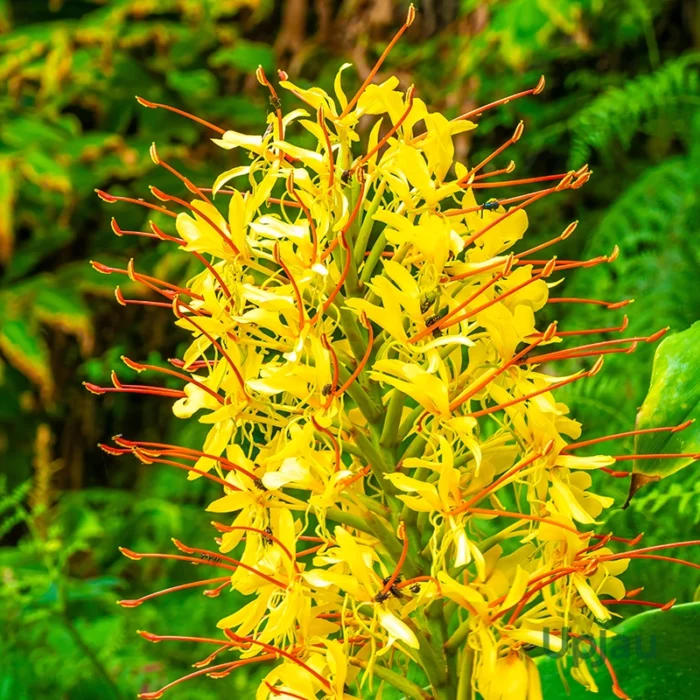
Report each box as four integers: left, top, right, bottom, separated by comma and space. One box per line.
0, 0, 698, 697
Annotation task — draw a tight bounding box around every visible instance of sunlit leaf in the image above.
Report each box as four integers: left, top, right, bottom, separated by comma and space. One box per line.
0, 317, 53, 399
626, 321, 700, 504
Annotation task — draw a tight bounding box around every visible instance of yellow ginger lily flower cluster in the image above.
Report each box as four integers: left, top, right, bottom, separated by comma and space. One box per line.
87, 7, 694, 700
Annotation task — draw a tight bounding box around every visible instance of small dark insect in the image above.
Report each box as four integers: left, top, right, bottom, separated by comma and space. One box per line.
420, 297, 433, 314
378, 575, 404, 599
199, 553, 222, 563
341, 170, 351, 184
425, 314, 445, 337
480, 199, 501, 217
410, 584, 421, 594
264, 526, 274, 543
374, 591, 391, 603
253, 477, 267, 491
321, 383, 335, 397
269, 95, 282, 110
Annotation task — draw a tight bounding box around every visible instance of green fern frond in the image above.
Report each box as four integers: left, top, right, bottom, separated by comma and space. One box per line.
568, 54, 700, 166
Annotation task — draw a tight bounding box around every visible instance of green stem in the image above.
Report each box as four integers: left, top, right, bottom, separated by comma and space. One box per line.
364, 511, 420, 578
398, 404, 424, 443
342, 179, 362, 296
406, 616, 451, 699
360, 231, 387, 283
326, 507, 373, 533
333, 295, 369, 364
354, 180, 386, 266
380, 389, 406, 448
338, 365, 382, 425
456, 646, 475, 700
350, 658, 430, 700
445, 614, 472, 652
352, 430, 398, 495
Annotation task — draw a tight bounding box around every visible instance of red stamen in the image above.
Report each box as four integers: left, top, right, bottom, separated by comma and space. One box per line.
453, 76, 545, 123
466, 357, 604, 419
458, 507, 588, 539
458, 122, 524, 185
171, 539, 288, 587
449, 322, 556, 412
311, 173, 366, 322
563, 420, 693, 452
334, 313, 374, 397
410, 256, 513, 344
287, 172, 318, 262
503, 568, 576, 624
274, 242, 306, 332
602, 540, 700, 559
204, 580, 230, 598
136, 96, 225, 134
150, 186, 239, 255
95, 189, 177, 218
150, 143, 210, 202
517, 221, 578, 258
472, 161, 516, 181
173, 298, 248, 399
84, 381, 185, 399
565, 632, 630, 699
522, 329, 668, 364
311, 417, 341, 472
338, 4, 416, 119
378, 522, 408, 597
267, 196, 302, 208
453, 444, 552, 513
471, 170, 584, 189
534, 315, 628, 339
548, 297, 633, 309
443, 259, 556, 330
602, 598, 675, 611
353, 85, 415, 171
255, 66, 285, 144
224, 630, 332, 689
613, 452, 700, 462
112, 437, 258, 481
115, 290, 173, 309
337, 466, 371, 491
121, 356, 224, 405
130, 447, 238, 489
211, 523, 300, 572
320, 334, 340, 402
118, 577, 228, 608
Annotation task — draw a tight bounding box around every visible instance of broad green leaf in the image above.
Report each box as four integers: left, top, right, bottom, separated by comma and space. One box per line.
166, 69, 218, 100
539, 603, 700, 699
34, 285, 94, 354
626, 321, 700, 503
20, 150, 72, 193
0, 317, 53, 399
210, 41, 275, 73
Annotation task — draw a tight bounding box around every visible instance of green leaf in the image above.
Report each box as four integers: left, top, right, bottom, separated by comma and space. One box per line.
0, 317, 53, 399
34, 285, 94, 354
539, 603, 700, 699
166, 69, 218, 100
210, 41, 275, 73
20, 150, 72, 193
626, 321, 700, 504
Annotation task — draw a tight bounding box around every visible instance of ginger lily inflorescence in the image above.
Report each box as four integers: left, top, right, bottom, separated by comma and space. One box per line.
88, 7, 700, 700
